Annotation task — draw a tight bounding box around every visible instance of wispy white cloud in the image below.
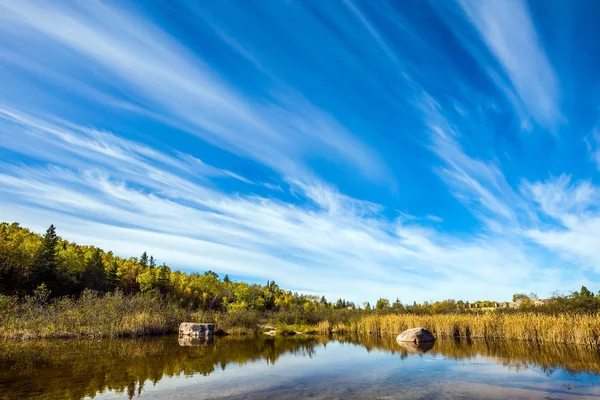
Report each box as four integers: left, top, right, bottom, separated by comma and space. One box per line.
411, 87, 600, 284
0, 0, 387, 182
523, 175, 600, 272
523, 175, 597, 224
425, 215, 443, 223
416, 91, 528, 227
456, 0, 561, 130
405, 78, 600, 292
585, 127, 600, 171
0, 107, 237, 198
343, 0, 403, 68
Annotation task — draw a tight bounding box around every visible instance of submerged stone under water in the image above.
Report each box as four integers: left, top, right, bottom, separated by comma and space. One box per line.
1, 334, 600, 399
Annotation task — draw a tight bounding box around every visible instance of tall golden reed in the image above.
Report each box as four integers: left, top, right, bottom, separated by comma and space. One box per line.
321, 313, 600, 345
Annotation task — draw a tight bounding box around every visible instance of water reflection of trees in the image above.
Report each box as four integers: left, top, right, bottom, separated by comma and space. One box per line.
2, 335, 600, 400
335, 334, 600, 376
0, 336, 327, 400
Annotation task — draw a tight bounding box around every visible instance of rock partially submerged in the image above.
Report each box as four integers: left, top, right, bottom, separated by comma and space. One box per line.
178, 323, 215, 337
396, 327, 435, 343
396, 340, 435, 354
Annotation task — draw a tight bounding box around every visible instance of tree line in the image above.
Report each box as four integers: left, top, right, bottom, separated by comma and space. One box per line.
2, 222, 599, 316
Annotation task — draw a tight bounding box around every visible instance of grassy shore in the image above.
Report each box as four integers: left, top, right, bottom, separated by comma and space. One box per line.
0, 290, 318, 339
3, 290, 600, 344
319, 313, 600, 345
0, 290, 189, 339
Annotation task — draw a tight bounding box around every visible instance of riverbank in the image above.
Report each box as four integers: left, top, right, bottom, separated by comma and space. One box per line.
3, 291, 600, 344
0, 289, 321, 339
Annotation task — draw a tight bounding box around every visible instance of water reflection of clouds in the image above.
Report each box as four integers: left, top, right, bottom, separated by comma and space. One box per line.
445, 359, 543, 378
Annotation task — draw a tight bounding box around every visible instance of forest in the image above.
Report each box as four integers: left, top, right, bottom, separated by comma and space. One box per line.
0, 222, 357, 313
2, 222, 600, 341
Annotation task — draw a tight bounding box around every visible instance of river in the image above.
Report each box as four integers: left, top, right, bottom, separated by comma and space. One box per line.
1, 335, 600, 399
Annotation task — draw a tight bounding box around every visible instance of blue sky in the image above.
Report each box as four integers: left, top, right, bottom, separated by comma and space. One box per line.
1, 0, 600, 303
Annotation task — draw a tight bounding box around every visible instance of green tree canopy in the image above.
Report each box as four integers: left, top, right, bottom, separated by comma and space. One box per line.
512, 293, 529, 302
375, 298, 390, 310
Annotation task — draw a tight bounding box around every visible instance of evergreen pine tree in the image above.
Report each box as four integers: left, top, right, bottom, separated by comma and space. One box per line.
157, 264, 171, 295
204, 270, 219, 279
140, 252, 149, 268
82, 249, 107, 292
30, 225, 59, 293
107, 260, 120, 291
580, 286, 594, 299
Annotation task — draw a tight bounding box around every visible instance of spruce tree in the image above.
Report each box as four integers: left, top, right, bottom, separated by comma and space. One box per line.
82, 249, 106, 292
140, 252, 149, 268
29, 225, 59, 293
204, 270, 219, 279
157, 264, 171, 295
107, 260, 120, 291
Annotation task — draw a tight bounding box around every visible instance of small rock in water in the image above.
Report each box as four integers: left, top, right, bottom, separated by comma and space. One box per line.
396, 327, 435, 343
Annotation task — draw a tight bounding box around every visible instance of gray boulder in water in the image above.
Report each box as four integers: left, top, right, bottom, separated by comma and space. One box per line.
178, 322, 215, 337
396, 327, 435, 343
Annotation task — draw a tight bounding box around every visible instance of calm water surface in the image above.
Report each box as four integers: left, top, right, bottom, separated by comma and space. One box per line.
2, 335, 600, 399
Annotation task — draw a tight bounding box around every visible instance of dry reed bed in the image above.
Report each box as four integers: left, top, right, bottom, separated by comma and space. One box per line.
318, 313, 600, 345
0, 290, 189, 339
